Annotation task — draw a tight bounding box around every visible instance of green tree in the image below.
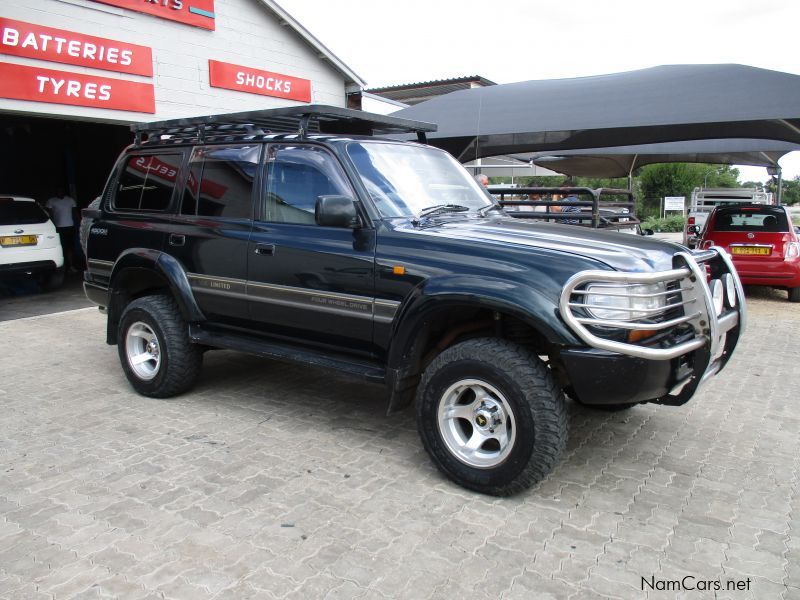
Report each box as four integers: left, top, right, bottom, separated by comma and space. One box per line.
637, 163, 741, 203
767, 176, 800, 205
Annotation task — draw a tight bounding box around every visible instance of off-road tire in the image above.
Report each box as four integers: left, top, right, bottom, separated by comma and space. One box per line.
416, 338, 567, 496
789, 287, 800, 303
117, 295, 202, 398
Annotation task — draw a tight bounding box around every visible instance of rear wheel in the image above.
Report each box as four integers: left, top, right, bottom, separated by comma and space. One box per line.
117, 295, 202, 398
789, 287, 800, 303
416, 338, 567, 496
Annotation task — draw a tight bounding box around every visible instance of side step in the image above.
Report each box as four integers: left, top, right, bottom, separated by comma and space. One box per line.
189, 325, 386, 383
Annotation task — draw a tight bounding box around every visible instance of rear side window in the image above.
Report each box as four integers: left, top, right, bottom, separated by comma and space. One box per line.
713, 209, 789, 232
181, 145, 260, 219
0, 199, 49, 225
113, 154, 182, 212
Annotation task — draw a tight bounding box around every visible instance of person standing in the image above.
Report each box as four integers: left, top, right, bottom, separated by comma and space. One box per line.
554, 181, 582, 225
46, 187, 77, 272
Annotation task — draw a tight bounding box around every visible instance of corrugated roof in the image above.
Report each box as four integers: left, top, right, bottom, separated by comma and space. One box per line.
367, 76, 497, 93
366, 76, 497, 106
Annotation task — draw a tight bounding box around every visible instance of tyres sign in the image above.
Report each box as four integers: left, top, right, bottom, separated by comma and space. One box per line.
0, 61, 155, 113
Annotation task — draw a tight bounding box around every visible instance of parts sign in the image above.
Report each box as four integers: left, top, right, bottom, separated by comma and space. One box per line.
88, 0, 216, 30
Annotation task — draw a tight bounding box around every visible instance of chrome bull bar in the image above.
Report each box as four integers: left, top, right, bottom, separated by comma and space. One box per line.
559, 248, 745, 372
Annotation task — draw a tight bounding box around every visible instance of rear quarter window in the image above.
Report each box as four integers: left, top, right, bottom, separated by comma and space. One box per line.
112, 154, 183, 212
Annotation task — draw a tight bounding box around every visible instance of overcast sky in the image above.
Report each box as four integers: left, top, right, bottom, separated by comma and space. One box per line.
278, 0, 800, 182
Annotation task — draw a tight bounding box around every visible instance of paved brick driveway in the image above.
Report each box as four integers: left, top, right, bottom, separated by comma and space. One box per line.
1, 291, 798, 599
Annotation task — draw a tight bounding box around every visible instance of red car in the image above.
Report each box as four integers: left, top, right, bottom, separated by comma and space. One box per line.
695, 204, 800, 302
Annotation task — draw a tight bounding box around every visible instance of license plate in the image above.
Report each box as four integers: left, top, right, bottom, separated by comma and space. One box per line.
0, 235, 38, 247
731, 246, 771, 256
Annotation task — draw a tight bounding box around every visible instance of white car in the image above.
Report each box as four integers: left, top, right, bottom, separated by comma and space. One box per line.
1, 195, 64, 290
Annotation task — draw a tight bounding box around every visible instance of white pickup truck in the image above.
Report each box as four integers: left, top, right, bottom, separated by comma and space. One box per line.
683, 187, 774, 247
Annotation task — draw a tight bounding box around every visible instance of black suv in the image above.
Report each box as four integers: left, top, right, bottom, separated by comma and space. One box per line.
83, 106, 745, 495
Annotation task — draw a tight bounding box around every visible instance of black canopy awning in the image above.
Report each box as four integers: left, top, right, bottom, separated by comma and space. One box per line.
393, 64, 800, 162
525, 138, 800, 178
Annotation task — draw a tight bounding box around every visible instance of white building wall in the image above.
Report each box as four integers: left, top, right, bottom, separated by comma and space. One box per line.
0, 0, 349, 123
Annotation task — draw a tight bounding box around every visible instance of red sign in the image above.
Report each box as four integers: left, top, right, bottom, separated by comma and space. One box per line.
0, 62, 155, 113
0, 18, 153, 77
208, 59, 311, 103
89, 0, 215, 31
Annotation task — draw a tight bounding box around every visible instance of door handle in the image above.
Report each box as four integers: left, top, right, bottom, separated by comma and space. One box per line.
254, 243, 275, 256
169, 234, 185, 246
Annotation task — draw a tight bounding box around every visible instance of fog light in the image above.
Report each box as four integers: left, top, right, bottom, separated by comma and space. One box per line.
711, 279, 724, 315
722, 273, 736, 308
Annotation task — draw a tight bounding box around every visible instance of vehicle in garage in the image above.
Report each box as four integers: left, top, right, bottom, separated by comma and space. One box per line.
0, 195, 64, 290
82, 106, 746, 495
693, 204, 800, 302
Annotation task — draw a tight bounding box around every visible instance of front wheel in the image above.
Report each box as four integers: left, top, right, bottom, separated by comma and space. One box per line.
416, 338, 567, 496
117, 295, 202, 398
789, 287, 800, 303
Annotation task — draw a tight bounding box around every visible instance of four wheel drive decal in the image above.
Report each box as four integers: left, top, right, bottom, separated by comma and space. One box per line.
187, 273, 399, 322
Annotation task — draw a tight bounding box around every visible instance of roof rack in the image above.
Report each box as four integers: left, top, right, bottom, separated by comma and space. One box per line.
131, 104, 437, 147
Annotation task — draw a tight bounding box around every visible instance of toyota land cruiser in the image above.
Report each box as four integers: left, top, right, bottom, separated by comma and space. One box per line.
82, 106, 745, 495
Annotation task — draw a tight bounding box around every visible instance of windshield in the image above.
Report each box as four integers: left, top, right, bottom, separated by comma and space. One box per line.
0, 199, 49, 225
346, 142, 493, 218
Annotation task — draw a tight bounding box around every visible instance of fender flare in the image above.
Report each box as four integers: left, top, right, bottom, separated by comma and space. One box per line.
106, 249, 205, 343
384, 276, 581, 412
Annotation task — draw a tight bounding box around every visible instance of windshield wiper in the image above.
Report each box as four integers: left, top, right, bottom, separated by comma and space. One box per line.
415, 204, 471, 220
477, 203, 503, 217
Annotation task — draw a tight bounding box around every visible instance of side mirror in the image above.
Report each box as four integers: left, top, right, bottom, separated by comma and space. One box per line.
687, 225, 700, 235
315, 195, 358, 228
643, 228, 654, 236
82, 207, 103, 220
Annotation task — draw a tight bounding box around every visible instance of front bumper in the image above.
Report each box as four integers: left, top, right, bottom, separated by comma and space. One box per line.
559, 247, 745, 406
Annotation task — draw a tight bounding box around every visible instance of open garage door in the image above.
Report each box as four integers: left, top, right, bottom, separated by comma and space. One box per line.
0, 113, 131, 209
0, 113, 131, 313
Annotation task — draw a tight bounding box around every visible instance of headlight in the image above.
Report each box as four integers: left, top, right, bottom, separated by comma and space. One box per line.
584, 283, 667, 321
